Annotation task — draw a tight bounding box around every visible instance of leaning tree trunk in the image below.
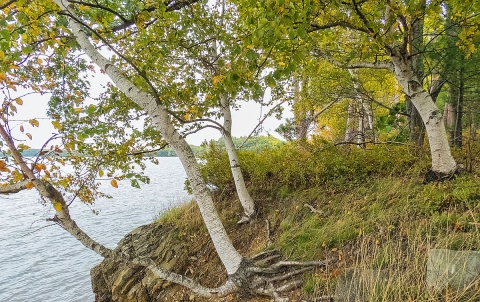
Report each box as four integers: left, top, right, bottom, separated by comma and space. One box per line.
390, 50, 457, 176
54, 3, 337, 300
220, 95, 256, 223
56, 0, 243, 275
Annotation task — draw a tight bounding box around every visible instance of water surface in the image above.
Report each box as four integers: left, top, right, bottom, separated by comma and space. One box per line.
0, 158, 189, 302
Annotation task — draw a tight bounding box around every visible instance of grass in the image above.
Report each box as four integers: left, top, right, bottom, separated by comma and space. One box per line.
153, 141, 480, 301
274, 174, 480, 301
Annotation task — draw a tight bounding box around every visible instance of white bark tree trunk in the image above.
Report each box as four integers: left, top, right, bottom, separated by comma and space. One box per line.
55, 0, 242, 275
390, 51, 457, 175
345, 101, 355, 142
220, 95, 256, 221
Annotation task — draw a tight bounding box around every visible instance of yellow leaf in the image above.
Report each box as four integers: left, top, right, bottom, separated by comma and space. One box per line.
15, 98, 23, 105
34, 163, 46, 171
58, 178, 68, 188
53, 202, 63, 211
99, 170, 104, 177
111, 179, 118, 188
0, 51, 4, 60
246, 45, 253, 49
75, 107, 82, 113
52, 120, 62, 130
29, 119, 39, 127
25, 182, 34, 190
12, 170, 23, 181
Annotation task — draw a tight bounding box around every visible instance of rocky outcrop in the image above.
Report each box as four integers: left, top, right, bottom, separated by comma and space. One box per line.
91, 222, 225, 302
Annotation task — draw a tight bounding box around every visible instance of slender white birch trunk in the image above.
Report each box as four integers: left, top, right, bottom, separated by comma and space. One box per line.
220, 95, 256, 220
390, 51, 457, 175
345, 101, 355, 142
55, 0, 242, 275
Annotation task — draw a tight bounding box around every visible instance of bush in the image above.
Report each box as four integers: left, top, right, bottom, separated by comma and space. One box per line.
200, 137, 426, 193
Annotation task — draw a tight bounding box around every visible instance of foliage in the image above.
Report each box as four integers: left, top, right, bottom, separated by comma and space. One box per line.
201, 136, 428, 194
198, 135, 283, 154
161, 139, 480, 301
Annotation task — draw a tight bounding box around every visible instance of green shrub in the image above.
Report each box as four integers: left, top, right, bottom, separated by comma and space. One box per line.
200, 137, 426, 193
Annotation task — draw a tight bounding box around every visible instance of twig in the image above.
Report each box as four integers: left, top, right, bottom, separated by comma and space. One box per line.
239, 99, 288, 149
266, 267, 312, 282
304, 203, 324, 215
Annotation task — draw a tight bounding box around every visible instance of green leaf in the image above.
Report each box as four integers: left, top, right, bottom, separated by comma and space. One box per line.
0, 29, 10, 41
273, 70, 282, 80
297, 28, 307, 39
131, 179, 140, 189
22, 45, 33, 55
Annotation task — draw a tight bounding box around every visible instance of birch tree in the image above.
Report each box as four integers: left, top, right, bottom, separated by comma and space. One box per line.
1, 0, 331, 300
238, 0, 467, 178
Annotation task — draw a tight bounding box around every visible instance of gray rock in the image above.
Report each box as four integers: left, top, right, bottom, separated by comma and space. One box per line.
335, 268, 390, 302
426, 249, 480, 293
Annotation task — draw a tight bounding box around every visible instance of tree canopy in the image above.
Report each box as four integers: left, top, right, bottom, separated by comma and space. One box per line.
1, 0, 480, 300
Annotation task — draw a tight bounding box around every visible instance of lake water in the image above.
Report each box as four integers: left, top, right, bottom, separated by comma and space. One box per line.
0, 158, 189, 302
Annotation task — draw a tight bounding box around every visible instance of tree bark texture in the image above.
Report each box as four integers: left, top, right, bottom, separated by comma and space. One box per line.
390, 50, 457, 175
220, 95, 256, 219
54, 0, 243, 275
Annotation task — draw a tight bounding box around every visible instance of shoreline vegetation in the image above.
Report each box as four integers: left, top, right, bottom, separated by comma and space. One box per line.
93, 137, 480, 301
19, 135, 283, 158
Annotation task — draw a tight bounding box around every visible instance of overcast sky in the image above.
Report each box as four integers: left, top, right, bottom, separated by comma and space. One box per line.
9, 72, 290, 149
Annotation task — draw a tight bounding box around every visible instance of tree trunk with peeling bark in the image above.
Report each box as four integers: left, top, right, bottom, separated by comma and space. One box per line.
44, 2, 332, 300
55, 0, 243, 275
389, 49, 457, 176
220, 95, 256, 223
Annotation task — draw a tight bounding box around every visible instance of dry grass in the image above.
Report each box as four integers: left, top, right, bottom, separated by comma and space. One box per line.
154, 161, 480, 301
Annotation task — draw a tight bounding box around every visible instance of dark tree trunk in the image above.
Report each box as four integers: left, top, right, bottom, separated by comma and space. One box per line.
407, 0, 426, 147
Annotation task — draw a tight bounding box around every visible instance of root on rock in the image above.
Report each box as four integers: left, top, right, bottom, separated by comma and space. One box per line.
228, 250, 336, 301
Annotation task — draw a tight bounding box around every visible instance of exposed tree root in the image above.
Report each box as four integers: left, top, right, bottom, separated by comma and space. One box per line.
123, 248, 336, 301
423, 167, 458, 184
195, 250, 337, 301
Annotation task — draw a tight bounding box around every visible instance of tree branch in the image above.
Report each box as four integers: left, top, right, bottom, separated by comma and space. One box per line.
313, 49, 394, 71
308, 21, 371, 35
0, 180, 30, 194
351, 0, 376, 36
238, 99, 288, 149
106, 0, 201, 32
67, 0, 130, 24
0, 0, 16, 9
0, 121, 113, 258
